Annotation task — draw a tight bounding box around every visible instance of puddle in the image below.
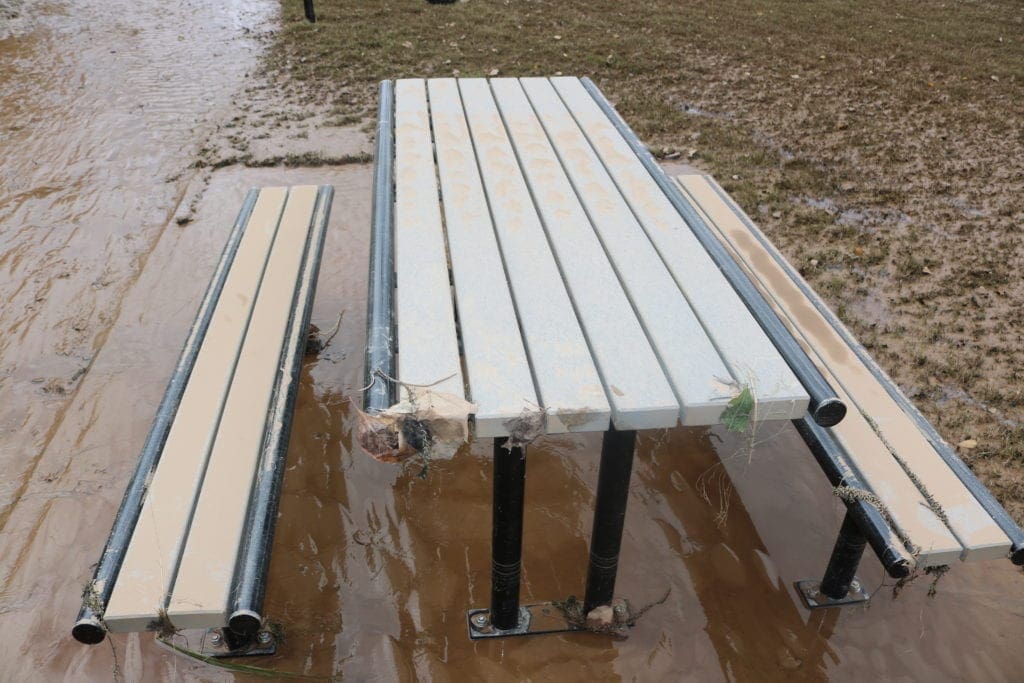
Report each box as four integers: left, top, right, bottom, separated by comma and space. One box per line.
802, 197, 841, 216
836, 206, 912, 229
1, 4, 1023, 681
678, 103, 732, 121
935, 384, 1021, 430
794, 196, 915, 232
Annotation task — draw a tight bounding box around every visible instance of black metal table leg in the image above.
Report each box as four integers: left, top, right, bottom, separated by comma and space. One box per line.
490, 437, 528, 630
796, 510, 871, 608
584, 428, 637, 614
467, 429, 645, 638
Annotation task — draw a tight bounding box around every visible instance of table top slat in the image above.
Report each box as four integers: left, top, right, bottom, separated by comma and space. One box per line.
520, 77, 736, 426
394, 79, 465, 400
491, 78, 679, 430
552, 77, 808, 422
680, 173, 1009, 562
457, 78, 610, 433
426, 78, 540, 437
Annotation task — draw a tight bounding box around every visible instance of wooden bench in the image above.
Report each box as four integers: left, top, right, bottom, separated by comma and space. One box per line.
72, 185, 334, 650
673, 173, 1024, 602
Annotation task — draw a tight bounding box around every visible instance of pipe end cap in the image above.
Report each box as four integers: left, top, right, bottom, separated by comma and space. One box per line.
813, 398, 847, 428
228, 610, 262, 637
72, 618, 107, 645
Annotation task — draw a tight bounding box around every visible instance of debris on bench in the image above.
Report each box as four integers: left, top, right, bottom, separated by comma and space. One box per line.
357, 378, 476, 464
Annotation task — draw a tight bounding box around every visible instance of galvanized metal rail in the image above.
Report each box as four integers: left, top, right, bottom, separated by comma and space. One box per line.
363, 80, 396, 416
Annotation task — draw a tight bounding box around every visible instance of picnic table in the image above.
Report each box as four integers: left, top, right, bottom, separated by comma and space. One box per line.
362, 76, 1024, 638
72, 75, 1024, 652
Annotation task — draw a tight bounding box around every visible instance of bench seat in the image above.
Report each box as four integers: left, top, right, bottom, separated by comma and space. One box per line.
74, 185, 332, 640
674, 173, 1013, 566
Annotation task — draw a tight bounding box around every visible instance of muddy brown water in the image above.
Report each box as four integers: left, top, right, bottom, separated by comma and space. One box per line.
2, 2, 1024, 681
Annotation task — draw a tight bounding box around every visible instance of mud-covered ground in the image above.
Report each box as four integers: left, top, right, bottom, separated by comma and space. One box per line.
2, 0, 1024, 681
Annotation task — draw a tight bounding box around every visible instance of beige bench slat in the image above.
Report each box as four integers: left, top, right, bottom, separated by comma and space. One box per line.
552, 77, 809, 423
394, 79, 465, 399
165, 187, 319, 629
519, 77, 734, 426
678, 173, 1010, 562
103, 187, 287, 631
491, 78, 679, 430
673, 176, 964, 565
459, 78, 610, 433
425, 78, 540, 438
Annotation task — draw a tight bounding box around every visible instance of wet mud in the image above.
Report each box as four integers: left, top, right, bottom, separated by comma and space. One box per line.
2, 2, 1024, 681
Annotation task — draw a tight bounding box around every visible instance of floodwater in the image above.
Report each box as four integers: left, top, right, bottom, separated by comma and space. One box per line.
2, 2, 1024, 682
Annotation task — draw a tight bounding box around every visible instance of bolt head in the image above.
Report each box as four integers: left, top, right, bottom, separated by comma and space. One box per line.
257, 631, 273, 645
471, 613, 489, 628
850, 579, 861, 592
210, 632, 223, 646
613, 604, 626, 614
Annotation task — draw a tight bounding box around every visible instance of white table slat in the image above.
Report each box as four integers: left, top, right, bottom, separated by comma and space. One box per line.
166, 187, 319, 629
394, 79, 465, 399
490, 78, 678, 430
680, 173, 1009, 562
553, 77, 809, 423
426, 79, 540, 438
458, 78, 610, 433
520, 77, 734, 426
103, 187, 288, 631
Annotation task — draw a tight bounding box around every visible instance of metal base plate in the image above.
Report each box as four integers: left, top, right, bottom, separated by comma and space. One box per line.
158, 627, 277, 658
201, 627, 278, 658
795, 578, 870, 609
467, 603, 578, 639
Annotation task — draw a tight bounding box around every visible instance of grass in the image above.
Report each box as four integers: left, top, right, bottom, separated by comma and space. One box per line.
267, 0, 1024, 522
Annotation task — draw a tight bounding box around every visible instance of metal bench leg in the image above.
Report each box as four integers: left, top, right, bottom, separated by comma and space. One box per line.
584, 428, 637, 614
796, 511, 871, 608
490, 437, 528, 630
